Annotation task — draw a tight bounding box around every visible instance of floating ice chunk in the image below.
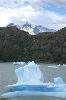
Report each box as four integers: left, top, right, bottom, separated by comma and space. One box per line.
57, 64, 66, 67
53, 77, 66, 92
13, 62, 25, 67
63, 64, 66, 66
15, 61, 44, 85
48, 66, 58, 68
57, 64, 61, 67
13, 62, 25, 65
54, 77, 65, 87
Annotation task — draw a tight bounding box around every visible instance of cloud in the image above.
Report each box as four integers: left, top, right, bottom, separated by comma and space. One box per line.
30, 10, 66, 30
0, 0, 44, 9
0, 0, 44, 26
44, 11, 66, 30
10, 6, 66, 30
0, 0, 66, 30
44, 0, 66, 7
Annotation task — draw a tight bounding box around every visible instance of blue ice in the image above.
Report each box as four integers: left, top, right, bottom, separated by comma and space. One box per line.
1, 61, 66, 98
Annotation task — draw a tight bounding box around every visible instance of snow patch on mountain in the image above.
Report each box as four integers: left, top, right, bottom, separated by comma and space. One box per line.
7, 21, 56, 35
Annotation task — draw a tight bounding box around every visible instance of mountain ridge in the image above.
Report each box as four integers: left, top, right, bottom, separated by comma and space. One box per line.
7, 21, 56, 35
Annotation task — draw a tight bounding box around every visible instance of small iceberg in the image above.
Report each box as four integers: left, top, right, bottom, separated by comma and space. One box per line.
57, 64, 66, 67
57, 64, 61, 67
1, 61, 66, 98
48, 65, 58, 68
13, 62, 25, 66
63, 64, 66, 66
54, 77, 65, 85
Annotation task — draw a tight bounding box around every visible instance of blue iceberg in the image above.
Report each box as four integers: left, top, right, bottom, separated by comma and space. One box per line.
15, 61, 44, 85
1, 61, 66, 98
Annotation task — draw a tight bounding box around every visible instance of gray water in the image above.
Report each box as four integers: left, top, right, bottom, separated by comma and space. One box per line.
0, 63, 66, 100
8, 95, 66, 100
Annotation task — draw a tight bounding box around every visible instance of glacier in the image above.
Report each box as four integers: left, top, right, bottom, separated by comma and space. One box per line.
1, 61, 66, 98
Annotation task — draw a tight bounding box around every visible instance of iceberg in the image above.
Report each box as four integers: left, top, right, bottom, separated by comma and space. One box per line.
57, 64, 61, 67
54, 77, 65, 86
1, 61, 66, 98
63, 64, 66, 66
48, 65, 58, 68
13, 62, 25, 66
15, 61, 44, 85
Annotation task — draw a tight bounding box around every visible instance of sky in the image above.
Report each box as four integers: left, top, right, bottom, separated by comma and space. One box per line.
0, 0, 66, 30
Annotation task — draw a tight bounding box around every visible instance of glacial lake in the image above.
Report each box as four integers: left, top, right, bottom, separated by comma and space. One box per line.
0, 62, 66, 100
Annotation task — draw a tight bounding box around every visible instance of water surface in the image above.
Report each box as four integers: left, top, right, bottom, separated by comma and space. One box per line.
0, 63, 66, 100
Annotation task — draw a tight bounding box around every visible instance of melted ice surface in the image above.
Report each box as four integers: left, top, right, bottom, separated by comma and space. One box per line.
15, 61, 44, 85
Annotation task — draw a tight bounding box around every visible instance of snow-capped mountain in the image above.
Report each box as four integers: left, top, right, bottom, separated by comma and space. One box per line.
7, 21, 56, 35
33, 25, 56, 34
20, 21, 56, 35
20, 21, 35, 35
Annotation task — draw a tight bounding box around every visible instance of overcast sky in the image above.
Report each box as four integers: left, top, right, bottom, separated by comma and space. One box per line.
0, 0, 66, 30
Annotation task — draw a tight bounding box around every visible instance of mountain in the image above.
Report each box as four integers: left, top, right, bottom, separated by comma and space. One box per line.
33, 25, 56, 34
7, 21, 56, 35
20, 21, 35, 35
0, 26, 66, 63
7, 23, 19, 28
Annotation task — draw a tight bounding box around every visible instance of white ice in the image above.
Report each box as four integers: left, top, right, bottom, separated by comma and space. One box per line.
48, 65, 58, 68
54, 77, 65, 86
63, 64, 66, 66
53, 77, 66, 93
57, 64, 61, 67
15, 61, 44, 85
13, 62, 25, 66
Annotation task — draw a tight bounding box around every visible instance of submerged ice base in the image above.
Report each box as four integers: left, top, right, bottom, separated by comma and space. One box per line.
1, 61, 66, 98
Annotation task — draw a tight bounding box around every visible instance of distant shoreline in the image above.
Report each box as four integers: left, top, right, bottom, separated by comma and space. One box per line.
0, 61, 65, 64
